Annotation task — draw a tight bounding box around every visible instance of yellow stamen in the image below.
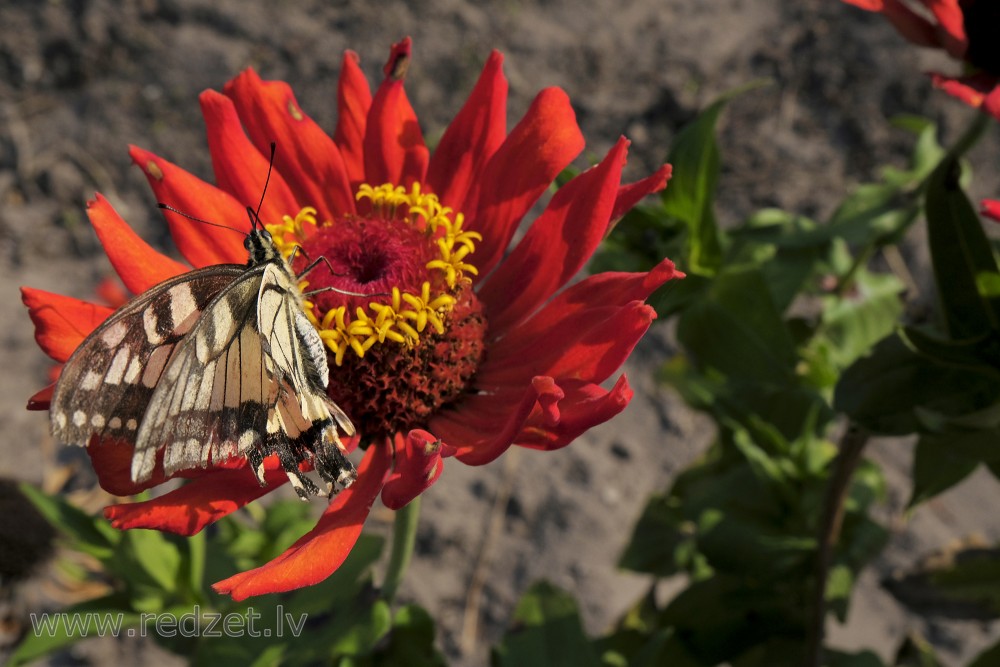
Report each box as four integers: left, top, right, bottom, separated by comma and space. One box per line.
266, 183, 480, 365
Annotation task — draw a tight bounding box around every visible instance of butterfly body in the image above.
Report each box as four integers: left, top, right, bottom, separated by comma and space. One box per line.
50, 228, 357, 498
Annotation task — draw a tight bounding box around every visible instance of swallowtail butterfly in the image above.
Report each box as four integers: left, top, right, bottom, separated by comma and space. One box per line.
49, 199, 358, 499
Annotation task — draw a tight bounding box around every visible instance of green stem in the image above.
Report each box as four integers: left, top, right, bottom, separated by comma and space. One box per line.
382, 495, 421, 603
947, 109, 991, 162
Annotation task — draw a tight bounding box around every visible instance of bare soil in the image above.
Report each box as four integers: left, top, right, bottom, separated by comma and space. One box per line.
3, 1, 1000, 665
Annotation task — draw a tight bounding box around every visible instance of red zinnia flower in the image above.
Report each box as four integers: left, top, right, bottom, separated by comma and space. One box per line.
842, 0, 1000, 117
22, 38, 680, 600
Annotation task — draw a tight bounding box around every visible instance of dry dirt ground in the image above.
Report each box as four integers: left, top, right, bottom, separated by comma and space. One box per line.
3, 1, 1000, 665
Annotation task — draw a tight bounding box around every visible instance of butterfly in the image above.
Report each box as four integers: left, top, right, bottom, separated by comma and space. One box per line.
49, 194, 358, 499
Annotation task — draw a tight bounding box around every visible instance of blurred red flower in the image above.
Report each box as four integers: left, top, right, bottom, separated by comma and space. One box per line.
22, 38, 680, 600
842, 0, 1000, 117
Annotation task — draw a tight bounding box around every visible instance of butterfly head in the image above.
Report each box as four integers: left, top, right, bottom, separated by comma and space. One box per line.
244, 228, 281, 266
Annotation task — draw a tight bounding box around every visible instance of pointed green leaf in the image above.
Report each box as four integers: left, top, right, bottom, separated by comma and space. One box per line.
925, 155, 1000, 338
17, 483, 118, 560
493, 581, 601, 667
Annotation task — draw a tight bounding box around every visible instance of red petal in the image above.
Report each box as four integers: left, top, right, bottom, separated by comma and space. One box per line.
610, 163, 673, 228
334, 50, 373, 189
380, 430, 445, 510
487, 258, 679, 360
87, 193, 188, 293
199, 90, 299, 224
479, 138, 628, 334
104, 461, 287, 536
516, 376, 633, 451
983, 199, 1000, 222
477, 302, 656, 388
931, 72, 1000, 118
86, 436, 167, 496
27, 384, 54, 410
129, 146, 249, 267
925, 0, 967, 58
842, 0, 946, 49
363, 38, 429, 188
469, 87, 585, 278
212, 441, 391, 600
21, 287, 112, 363
426, 50, 507, 211
433, 376, 565, 465
224, 68, 355, 218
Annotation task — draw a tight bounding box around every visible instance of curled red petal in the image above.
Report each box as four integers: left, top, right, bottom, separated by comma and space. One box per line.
224, 68, 355, 218
21, 287, 112, 363
364, 37, 429, 188
610, 163, 673, 229
469, 87, 585, 278
982, 199, 1000, 222
380, 429, 445, 510
212, 441, 392, 600
426, 50, 507, 211
86, 436, 168, 496
199, 90, 299, 224
27, 384, 54, 411
477, 302, 657, 389
129, 145, 249, 267
104, 461, 287, 536
435, 376, 564, 465
924, 0, 967, 58
516, 376, 633, 451
334, 50, 373, 189
87, 193, 188, 294
479, 138, 629, 334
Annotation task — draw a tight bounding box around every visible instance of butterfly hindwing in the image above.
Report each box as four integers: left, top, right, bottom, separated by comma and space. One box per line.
50, 266, 245, 449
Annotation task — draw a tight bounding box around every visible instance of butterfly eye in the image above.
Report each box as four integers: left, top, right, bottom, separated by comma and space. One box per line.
243, 235, 253, 250
260, 230, 273, 243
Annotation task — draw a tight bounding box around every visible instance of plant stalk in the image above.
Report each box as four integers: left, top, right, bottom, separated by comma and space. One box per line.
806, 423, 869, 667
382, 495, 421, 603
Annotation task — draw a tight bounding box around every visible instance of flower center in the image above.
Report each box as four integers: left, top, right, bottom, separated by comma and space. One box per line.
266, 184, 487, 440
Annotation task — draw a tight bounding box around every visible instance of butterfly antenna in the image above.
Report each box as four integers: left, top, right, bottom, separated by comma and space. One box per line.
157, 204, 245, 236
252, 142, 277, 230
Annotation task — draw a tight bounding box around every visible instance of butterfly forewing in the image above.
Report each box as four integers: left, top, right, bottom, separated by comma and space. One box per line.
51, 228, 358, 498
50, 266, 245, 448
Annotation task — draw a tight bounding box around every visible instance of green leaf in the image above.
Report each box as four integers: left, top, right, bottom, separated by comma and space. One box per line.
17, 483, 118, 560
493, 581, 601, 667
894, 633, 944, 667
677, 267, 797, 385
372, 605, 447, 667
116, 529, 183, 595
7, 594, 141, 666
618, 493, 687, 576
658, 574, 803, 664
969, 637, 1000, 667
662, 82, 767, 275
835, 334, 1000, 435
909, 434, 982, 507
823, 649, 886, 667
885, 545, 1000, 619
925, 155, 1000, 339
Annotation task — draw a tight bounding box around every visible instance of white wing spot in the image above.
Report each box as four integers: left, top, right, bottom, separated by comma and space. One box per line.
80, 370, 103, 391
105, 348, 130, 385
238, 430, 256, 452
126, 418, 138, 431
168, 282, 199, 334
55, 412, 67, 429
91, 414, 106, 428
101, 321, 128, 347
72, 410, 87, 427
109, 416, 122, 429
143, 307, 165, 345
124, 356, 143, 384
